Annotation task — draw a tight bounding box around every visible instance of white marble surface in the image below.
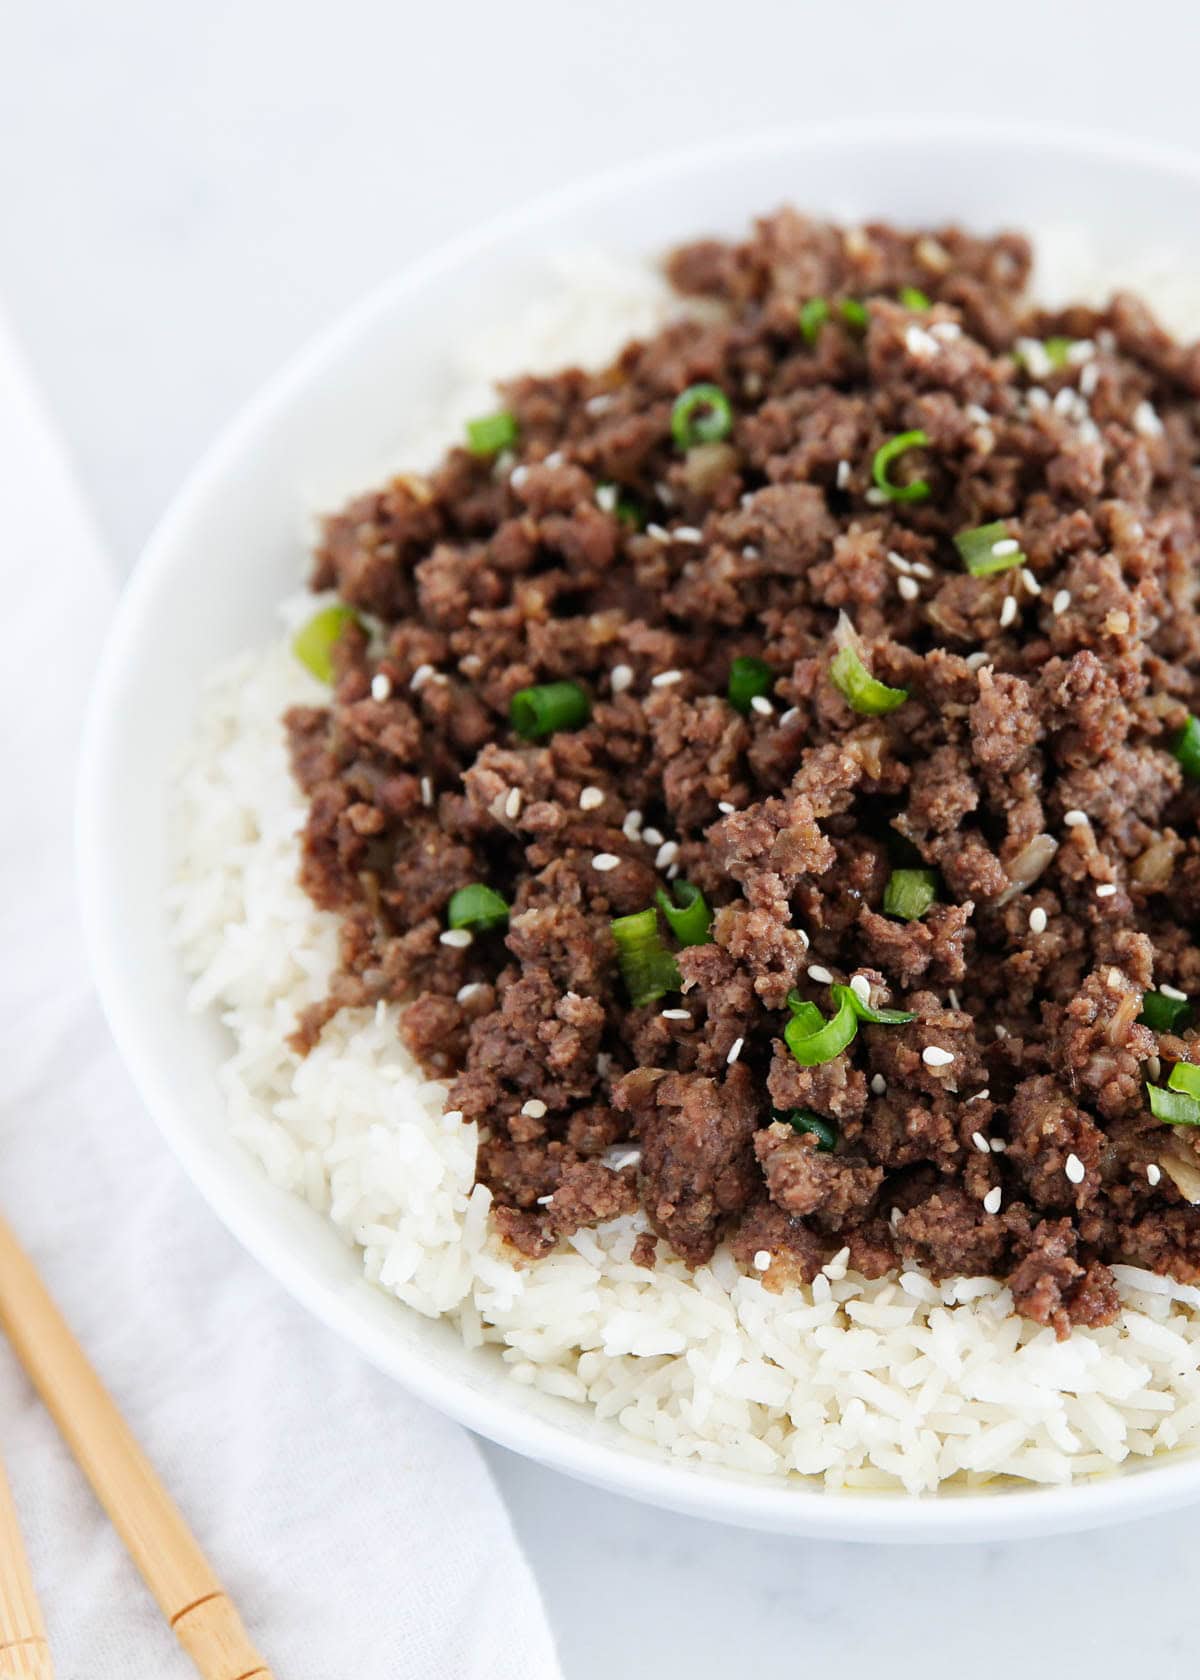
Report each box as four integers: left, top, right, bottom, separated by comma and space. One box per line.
7, 0, 1200, 1672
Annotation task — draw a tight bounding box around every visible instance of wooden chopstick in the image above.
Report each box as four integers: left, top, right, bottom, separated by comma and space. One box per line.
0, 1217, 273, 1680
0, 1453, 52, 1680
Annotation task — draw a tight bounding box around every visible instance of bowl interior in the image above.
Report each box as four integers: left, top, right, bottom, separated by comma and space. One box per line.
79, 121, 1200, 1541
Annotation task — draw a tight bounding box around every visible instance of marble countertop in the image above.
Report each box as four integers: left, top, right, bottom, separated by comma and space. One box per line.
6, 0, 1200, 1671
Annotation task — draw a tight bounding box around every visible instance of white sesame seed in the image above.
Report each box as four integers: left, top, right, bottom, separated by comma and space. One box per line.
911, 561, 934, 580
610, 664, 633, 694
661, 1008, 690, 1021
667, 863, 680, 880
865, 487, 889, 506
965, 403, 991, 425
1027, 386, 1051, 413
646, 522, 671, 543
1017, 337, 1052, 380
585, 392, 613, 415
521, 1098, 548, 1119
622, 810, 643, 842
592, 853, 620, 872
849, 975, 872, 1005
1096, 883, 1118, 899
887, 551, 914, 574
972, 1131, 990, 1154
420, 776, 433, 807
1063, 809, 1088, 827
1065, 1152, 1085, 1185
991, 538, 1019, 558
965, 651, 989, 670
595, 483, 618, 513
994, 1023, 1009, 1039
871, 1074, 887, 1096
1067, 339, 1096, 365
1160, 983, 1189, 1002
410, 663, 434, 690
905, 323, 939, 359
1053, 588, 1072, 615
673, 526, 704, 544
967, 1088, 990, 1103
990, 1139, 1007, 1154
456, 982, 484, 1004
999, 594, 1018, 629
982, 1186, 1003, 1215
1148, 1163, 1162, 1186
780, 706, 800, 726
1029, 907, 1048, 934
657, 483, 676, 506
807, 965, 834, 985
1133, 399, 1164, 438
535, 1193, 553, 1207
440, 928, 473, 949
1079, 360, 1100, 397
641, 826, 663, 847
543, 451, 564, 469
753, 1250, 772, 1272
371, 672, 392, 701
651, 669, 683, 689
1020, 567, 1040, 596
930, 320, 961, 342
604, 1147, 642, 1172
898, 576, 919, 602
509, 464, 529, 489
923, 1046, 954, 1067
655, 840, 679, 869
837, 459, 851, 489
504, 787, 522, 820
750, 694, 774, 715
726, 1036, 745, 1065
717, 801, 736, 815
742, 545, 760, 560
579, 785, 604, 811
948, 989, 960, 1011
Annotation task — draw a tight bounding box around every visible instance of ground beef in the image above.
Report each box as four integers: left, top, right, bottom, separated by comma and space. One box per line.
284, 210, 1200, 1331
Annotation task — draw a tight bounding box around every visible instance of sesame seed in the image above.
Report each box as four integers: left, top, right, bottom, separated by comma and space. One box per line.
1017, 337, 1052, 380
1079, 361, 1100, 397
982, 1186, 1003, 1215
865, 487, 889, 506
990, 1139, 1007, 1154
579, 785, 604, 811
750, 694, 774, 715
887, 551, 914, 574
440, 928, 473, 949
972, 1131, 990, 1154
807, 965, 834, 984
911, 561, 934, 580
1148, 1163, 1162, 1186
610, 664, 633, 694
622, 809, 643, 841
592, 853, 620, 872
1063, 809, 1088, 827
655, 840, 679, 869
504, 787, 522, 820
521, 1098, 548, 1119
509, 464, 529, 488
999, 594, 1018, 629
585, 392, 613, 415
726, 1036, 745, 1065
849, 975, 872, 1006
1029, 907, 1048, 934
1065, 1152, 1085, 1185
536, 1193, 554, 1206
717, 801, 736, 815
1020, 568, 1040, 596
595, 483, 618, 513
780, 706, 800, 726
742, 545, 760, 560
642, 826, 664, 847
543, 451, 564, 469
753, 1250, 772, 1272
420, 776, 433, 807
992, 538, 1019, 558
967, 1088, 990, 1103
1133, 399, 1164, 438
651, 669, 683, 688
965, 403, 991, 425
948, 988, 960, 1011
1053, 589, 1072, 615
410, 663, 434, 690
661, 1008, 690, 1021
646, 522, 671, 543
837, 459, 851, 489
930, 320, 961, 342
371, 672, 392, 701
922, 1046, 954, 1067
1160, 983, 1189, 1002
965, 651, 989, 670
1027, 386, 1051, 413
673, 526, 704, 544
667, 863, 680, 880
905, 323, 939, 359
1096, 883, 1118, 899
994, 1024, 1009, 1039
871, 1074, 887, 1096
456, 982, 484, 1004
898, 576, 919, 602
605, 1147, 641, 1172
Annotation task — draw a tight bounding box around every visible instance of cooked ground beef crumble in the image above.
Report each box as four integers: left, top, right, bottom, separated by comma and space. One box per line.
284, 210, 1200, 1337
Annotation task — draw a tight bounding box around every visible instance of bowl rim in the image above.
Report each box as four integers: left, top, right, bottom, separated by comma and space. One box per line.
78, 115, 1200, 1541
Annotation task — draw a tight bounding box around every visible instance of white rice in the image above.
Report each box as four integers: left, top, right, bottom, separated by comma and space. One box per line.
170, 238, 1200, 1496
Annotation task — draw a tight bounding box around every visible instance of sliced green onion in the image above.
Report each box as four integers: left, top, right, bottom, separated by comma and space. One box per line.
510, 680, 591, 740
798, 298, 830, 344
655, 881, 712, 947
883, 867, 937, 921
1140, 990, 1192, 1033
954, 520, 1024, 577
447, 883, 510, 933
785, 991, 824, 1039
727, 655, 773, 714
871, 429, 931, 503
899, 285, 931, 310
466, 410, 518, 457
1168, 1061, 1200, 1099
785, 993, 858, 1066
1171, 715, 1200, 781
671, 383, 733, 449
829, 613, 908, 716
840, 298, 869, 333
1147, 1082, 1200, 1127
292, 603, 361, 683
611, 908, 681, 1007
832, 982, 916, 1026
782, 1110, 838, 1151
1043, 336, 1074, 370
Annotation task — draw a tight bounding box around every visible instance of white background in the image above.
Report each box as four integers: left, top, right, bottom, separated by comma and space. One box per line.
6, 0, 1200, 1673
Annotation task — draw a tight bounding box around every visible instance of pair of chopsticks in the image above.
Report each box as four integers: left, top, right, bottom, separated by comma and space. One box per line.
0, 1216, 273, 1679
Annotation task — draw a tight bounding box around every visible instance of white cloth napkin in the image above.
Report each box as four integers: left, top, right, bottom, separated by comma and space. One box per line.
0, 313, 562, 1679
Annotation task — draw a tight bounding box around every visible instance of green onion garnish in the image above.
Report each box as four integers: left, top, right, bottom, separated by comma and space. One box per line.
1147, 1082, 1200, 1127
466, 411, 519, 457
655, 881, 712, 947
447, 883, 510, 933
292, 603, 361, 683
840, 299, 869, 333
611, 908, 681, 1007
899, 286, 931, 310
883, 867, 937, 921
785, 990, 825, 1037
1171, 715, 1200, 781
832, 982, 916, 1026
1043, 336, 1074, 370
727, 655, 773, 715
829, 613, 908, 716
1169, 1061, 1200, 1099
871, 429, 931, 503
784, 991, 859, 1066
510, 681, 591, 740
782, 1110, 838, 1151
799, 298, 830, 344
1139, 990, 1192, 1033
954, 521, 1024, 577
671, 383, 733, 450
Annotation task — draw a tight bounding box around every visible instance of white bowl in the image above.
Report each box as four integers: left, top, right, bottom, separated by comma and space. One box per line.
79, 120, 1200, 1542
